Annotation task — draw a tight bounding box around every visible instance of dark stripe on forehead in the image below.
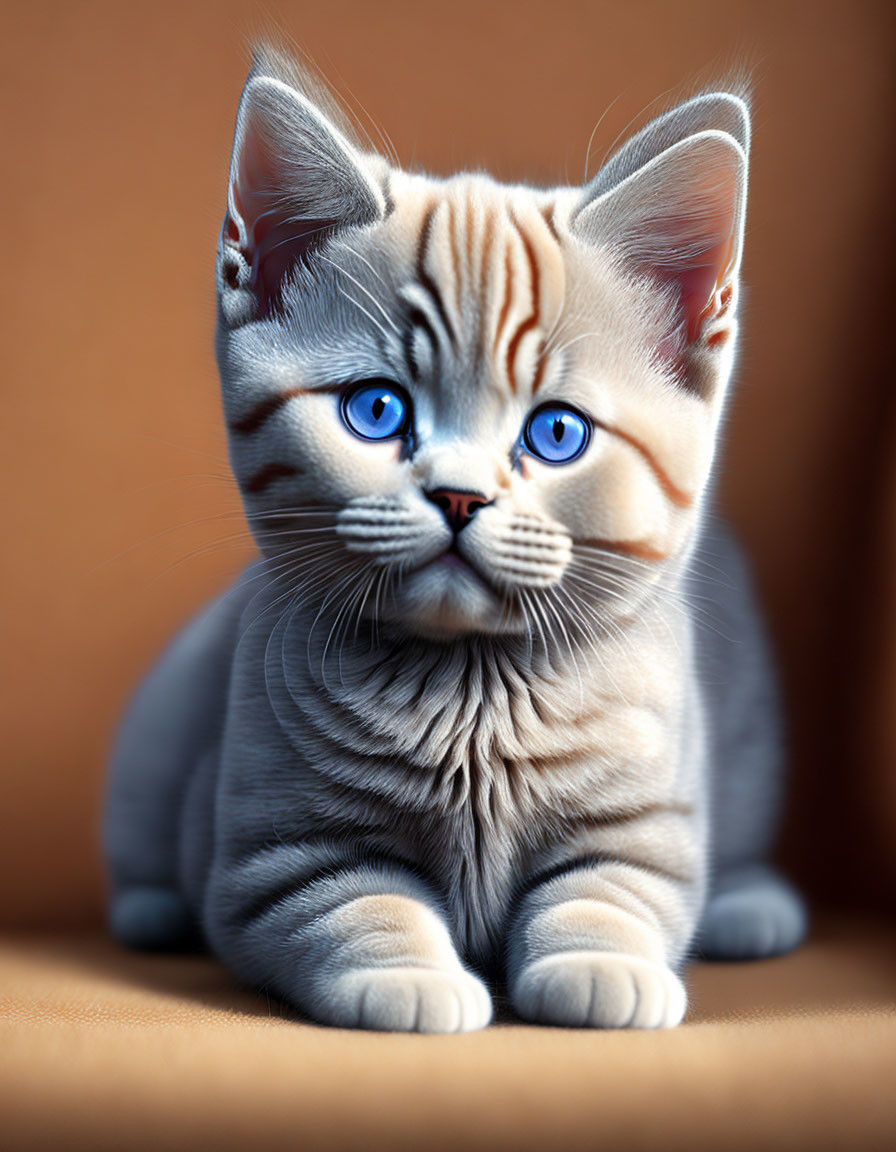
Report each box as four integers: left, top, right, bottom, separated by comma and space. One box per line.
417, 204, 457, 349
505, 210, 541, 394
478, 209, 496, 365
465, 188, 475, 267
402, 323, 419, 381
540, 202, 560, 243
479, 209, 495, 302
403, 306, 440, 380
494, 247, 514, 357
447, 198, 462, 305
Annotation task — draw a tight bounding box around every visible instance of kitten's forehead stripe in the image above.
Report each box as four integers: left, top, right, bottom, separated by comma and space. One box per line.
540, 202, 560, 243
504, 210, 542, 396
465, 188, 476, 267
402, 320, 419, 380
478, 208, 496, 360
417, 204, 457, 350
447, 198, 462, 311
407, 305, 441, 374
494, 246, 515, 359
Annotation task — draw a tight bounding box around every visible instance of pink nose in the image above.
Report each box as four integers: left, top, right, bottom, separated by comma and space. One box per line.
426, 489, 490, 533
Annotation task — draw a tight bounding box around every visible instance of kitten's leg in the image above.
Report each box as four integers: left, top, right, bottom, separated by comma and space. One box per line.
105, 584, 249, 950
694, 518, 808, 960
696, 864, 808, 960
204, 843, 492, 1033
507, 857, 697, 1029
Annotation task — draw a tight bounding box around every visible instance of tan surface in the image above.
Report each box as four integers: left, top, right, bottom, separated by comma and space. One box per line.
2, 8, 895, 1142
1, 0, 894, 929
1, 920, 895, 1151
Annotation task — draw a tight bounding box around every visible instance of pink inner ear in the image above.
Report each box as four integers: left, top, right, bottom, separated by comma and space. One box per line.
224, 107, 336, 318
654, 232, 736, 364
250, 213, 335, 319
676, 260, 726, 343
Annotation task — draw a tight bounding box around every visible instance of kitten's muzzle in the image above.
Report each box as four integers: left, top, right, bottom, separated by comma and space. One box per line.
425, 489, 493, 534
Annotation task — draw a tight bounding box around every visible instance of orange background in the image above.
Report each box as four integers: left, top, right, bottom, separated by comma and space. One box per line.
2, 0, 894, 929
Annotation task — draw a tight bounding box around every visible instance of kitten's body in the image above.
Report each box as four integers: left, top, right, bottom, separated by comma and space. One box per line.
107, 516, 786, 959
105, 55, 805, 1030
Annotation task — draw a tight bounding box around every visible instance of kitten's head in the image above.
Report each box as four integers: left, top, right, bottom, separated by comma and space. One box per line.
216, 48, 748, 642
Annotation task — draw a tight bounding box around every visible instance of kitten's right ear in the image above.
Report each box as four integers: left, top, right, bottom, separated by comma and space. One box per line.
573, 129, 747, 384
219, 71, 387, 325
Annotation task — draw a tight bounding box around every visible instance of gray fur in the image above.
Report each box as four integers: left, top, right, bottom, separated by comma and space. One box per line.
104, 56, 805, 1032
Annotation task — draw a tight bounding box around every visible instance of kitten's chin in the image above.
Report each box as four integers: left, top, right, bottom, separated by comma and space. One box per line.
386, 555, 524, 639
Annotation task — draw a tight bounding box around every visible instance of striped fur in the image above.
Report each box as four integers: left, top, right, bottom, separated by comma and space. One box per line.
104, 50, 806, 1032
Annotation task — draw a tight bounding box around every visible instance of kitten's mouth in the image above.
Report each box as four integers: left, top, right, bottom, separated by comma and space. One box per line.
426, 542, 493, 587
397, 543, 527, 636
433, 543, 473, 571
410, 543, 505, 601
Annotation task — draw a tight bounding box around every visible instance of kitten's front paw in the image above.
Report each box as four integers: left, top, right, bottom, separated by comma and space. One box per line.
511, 952, 686, 1029
325, 966, 493, 1033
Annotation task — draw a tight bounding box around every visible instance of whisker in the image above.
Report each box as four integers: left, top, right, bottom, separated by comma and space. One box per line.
541, 586, 585, 704
339, 240, 391, 289
319, 253, 400, 334
583, 90, 626, 184
333, 285, 392, 345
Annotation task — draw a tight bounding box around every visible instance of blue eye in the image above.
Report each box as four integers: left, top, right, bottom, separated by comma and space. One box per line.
342, 382, 410, 441
523, 405, 590, 464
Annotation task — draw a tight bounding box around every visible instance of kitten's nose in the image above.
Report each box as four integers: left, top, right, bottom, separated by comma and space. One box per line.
425, 489, 491, 533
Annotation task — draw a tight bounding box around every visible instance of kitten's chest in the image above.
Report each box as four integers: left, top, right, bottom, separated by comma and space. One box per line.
273, 624, 683, 964
287, 633, 674, 818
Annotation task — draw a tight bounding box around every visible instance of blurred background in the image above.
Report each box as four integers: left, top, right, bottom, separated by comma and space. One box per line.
1, 0, 893, 931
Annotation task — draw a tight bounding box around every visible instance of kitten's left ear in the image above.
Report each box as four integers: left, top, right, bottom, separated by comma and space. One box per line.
573, 129, 747, 380
585, 92, 749, 201
219, 69, 387, 325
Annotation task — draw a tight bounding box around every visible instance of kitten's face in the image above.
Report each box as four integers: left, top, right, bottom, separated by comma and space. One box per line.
216, 60, 747, 641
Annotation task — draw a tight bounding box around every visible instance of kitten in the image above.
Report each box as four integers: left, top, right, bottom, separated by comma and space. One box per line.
104, 48, 807, 1032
